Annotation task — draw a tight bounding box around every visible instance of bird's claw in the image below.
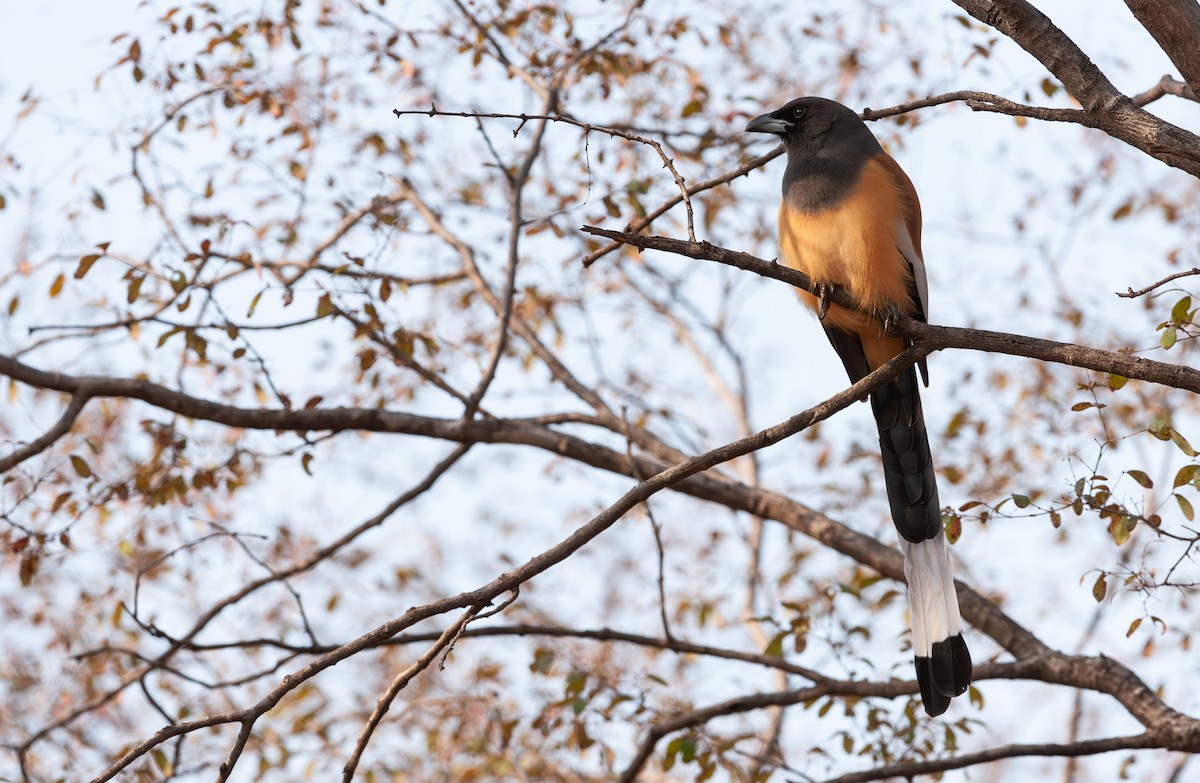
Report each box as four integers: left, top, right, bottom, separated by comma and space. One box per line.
812, 281, 833, 320
878, 304, 903, 338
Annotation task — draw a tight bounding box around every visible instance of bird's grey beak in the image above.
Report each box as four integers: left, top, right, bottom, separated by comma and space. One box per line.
745, 113, 791, 135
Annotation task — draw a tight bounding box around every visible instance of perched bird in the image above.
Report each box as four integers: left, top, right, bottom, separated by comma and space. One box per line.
746, 96, 971, 716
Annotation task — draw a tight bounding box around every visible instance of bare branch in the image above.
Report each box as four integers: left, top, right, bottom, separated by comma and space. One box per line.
1131, 74, 1200, 106
342, 605, 482, 782
617, 685, 832, 783
397, 178, 693, 467
392, 106, 697, 245
580, 145, 781, 268
461, 89, 558, 420
819, 732, 1159, 783
580, 227, 1200, 394
862, 89, 1088, 124
953, 0, 1200, 176
0, 391, 89, 473
29, 444, 470, 761
1122, 1, 1200, 97
88, 352, 919, 781
1119, 267, 1200, 298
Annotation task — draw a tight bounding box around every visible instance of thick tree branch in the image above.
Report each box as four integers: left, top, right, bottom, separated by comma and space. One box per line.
579, 227, 1200, 394
20, 444, 470, 761
1122, 0, 1200, 97
9, 346, 1198, 765
85, 350, 919, 782
952, 0, 1200, 177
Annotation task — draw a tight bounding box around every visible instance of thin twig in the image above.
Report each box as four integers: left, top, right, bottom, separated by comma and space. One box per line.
341, 605, 483, 781
819, 732, 1159, 783
617, 685, 832, 783
578, 226, 1200, 394
393, 106, 696, 245
461, 88, 559, 420
0, 391, 90, 472
1118, 267, 1200, 299
1131, 74, 1200, 106
623, 406, 673, 641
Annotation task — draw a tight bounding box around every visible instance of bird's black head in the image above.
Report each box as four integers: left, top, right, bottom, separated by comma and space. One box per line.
745, 96, 878, 156
745, 96, 885, 210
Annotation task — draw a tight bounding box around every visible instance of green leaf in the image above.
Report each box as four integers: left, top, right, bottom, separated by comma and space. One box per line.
1109, 516, 1135, 546
1173, 295, 1192, 324
1126, 618, 1142, 638
764, 631, 787, 658
1177, 493, 1195, 521
680, 736, 697, 763
663, 736, 686, 771
1092, 573, 1107, 602
316, 292, 335, 318
530, 648, 555, 674
1161, 327, 1178, 350
1172, 429, 1197, 456
1108, 374, 1127, 391
1127, 470, 1153, 489
247, 289, 264, 318
1012, 494, 1031, 509
1173, 465, 1198, 488
152, 748, 172, 775
944, 513, 962, 544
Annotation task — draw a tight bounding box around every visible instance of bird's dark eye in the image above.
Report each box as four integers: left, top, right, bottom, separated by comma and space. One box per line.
792, 107, 806, 119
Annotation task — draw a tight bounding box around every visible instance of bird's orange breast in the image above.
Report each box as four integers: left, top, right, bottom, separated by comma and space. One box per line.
779, 155, 915, 368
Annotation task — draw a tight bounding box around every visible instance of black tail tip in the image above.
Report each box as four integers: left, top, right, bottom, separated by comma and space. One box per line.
915, 634, 972, 717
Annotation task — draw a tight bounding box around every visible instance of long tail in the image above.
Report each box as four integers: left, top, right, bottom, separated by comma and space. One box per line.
871, 365, 972, 716
903, 532, 972, 715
